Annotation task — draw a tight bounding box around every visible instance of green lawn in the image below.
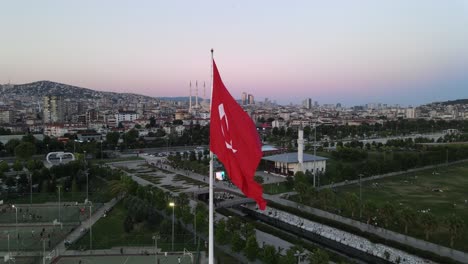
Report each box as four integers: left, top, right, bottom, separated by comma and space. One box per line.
335, 161, 468, 251
262, 181, 293, 195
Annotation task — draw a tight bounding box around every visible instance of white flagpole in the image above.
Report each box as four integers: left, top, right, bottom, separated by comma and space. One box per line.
208, 48, 215, 264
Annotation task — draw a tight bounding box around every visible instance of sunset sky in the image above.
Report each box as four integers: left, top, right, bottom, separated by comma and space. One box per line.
1, 1, 468, 106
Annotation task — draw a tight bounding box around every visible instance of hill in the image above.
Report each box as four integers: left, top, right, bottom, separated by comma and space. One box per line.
2, 80, 156, 101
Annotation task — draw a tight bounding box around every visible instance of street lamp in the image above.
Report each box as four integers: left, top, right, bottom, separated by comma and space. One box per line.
89, 201, 93, 250
57, 185, 62, 225
193, 206, 197, 245
169, 202, 175, 251
359, 174, 363, 219
42, 238, 48, 264
29, 173, 33, 206
83, 150, 88, 202
152, 233, 160, 264
6, 232, 10, 263
12, 205, 18, 251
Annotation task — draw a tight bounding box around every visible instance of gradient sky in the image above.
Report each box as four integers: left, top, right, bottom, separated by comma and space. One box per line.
1, 1, 468, 106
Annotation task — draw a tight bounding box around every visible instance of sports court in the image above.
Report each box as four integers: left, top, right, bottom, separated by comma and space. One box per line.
53, 253, 197, 264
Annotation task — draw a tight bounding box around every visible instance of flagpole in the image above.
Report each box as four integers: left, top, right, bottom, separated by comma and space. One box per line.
208, 48, 215, 264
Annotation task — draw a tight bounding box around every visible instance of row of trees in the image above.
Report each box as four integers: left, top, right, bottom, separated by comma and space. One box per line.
321, 144, 468, 185
215, 215, 331, 264
267, 119, 468, 146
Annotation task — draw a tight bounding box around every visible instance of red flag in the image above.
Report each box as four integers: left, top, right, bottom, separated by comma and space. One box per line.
210, 59, 266, 210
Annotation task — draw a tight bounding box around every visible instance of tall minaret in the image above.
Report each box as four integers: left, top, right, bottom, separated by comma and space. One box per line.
189, 81, 193, 112
297, 125, 304, 172
195, 80, 199, 108
203, 81, 206, 106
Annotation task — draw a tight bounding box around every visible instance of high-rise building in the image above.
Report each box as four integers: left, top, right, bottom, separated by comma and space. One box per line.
43, 96, 65, 123
248, 94, 255, 105
302, 98, 312, 109
241, 92, 247, 105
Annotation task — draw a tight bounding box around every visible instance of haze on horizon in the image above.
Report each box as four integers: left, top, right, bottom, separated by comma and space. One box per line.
1, 0, 468, 106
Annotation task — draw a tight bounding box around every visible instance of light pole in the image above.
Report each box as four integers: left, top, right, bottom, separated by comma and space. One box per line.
359, 174, 363, 219
30, 173, 33, 206
152, 233, 160, 264
42, 238, 47, 264
12, 205, 18, 251
84, 150, 88, 202
193, 206, 197, 245
89, 201, 93, 250
313, 123, 317, 187
7, 232, 10, 263
169, 202, 175, 251
57, 185, 62, 224
100, 140, 103, 161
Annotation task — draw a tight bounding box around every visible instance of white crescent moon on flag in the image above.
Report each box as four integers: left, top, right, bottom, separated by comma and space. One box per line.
218, 103, 237, 153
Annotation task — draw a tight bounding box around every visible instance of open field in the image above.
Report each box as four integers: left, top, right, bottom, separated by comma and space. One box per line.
336, 161, 468, 251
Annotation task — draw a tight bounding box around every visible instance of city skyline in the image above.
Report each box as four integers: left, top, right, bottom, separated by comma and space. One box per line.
1, 1, 468, 106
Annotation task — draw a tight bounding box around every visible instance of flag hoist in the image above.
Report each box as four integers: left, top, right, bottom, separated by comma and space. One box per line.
208, 49, 266, 263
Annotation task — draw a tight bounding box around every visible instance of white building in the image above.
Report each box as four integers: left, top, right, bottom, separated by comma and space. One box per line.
115, 111, 138, 123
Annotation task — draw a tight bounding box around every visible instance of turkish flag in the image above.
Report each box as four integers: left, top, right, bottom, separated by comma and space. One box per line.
210, 59, 266, 210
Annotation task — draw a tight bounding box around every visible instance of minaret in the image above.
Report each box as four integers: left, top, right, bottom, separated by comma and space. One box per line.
297, 125, 304, 172
189, 81, 192, 112
195, 80, 199, 108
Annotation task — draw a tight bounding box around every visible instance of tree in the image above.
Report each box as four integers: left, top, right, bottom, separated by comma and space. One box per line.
343, 192, 359, 218
420, 212, 438, 240
309, 248, 329, 264
400, 207, 416, 234
231, 232, 244, 253
380, 202, 396, 228
280, 247, 298, 264
262, 245, 278, 264
0, 161, 9, 173
445, 214, 464, 247
106, 132, 120, 147
254, 175, 264, 184
240, 223, 255, 239
12, 160, 23, 171
215, 219, 228, 245
244, 235, 259, 261
226, 216, 242, 231
15, 142, 36, 160
123, 214, 134, 233
109, 175, 138, 198
363, 201, 378, 225
5, 139, 21, 156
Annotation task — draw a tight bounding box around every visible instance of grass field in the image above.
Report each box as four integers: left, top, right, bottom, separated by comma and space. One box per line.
336, 161, 468, 251
262, 181, 293, 195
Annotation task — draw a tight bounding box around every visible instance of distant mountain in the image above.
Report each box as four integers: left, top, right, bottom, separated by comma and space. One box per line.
3, 80, 155, 101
